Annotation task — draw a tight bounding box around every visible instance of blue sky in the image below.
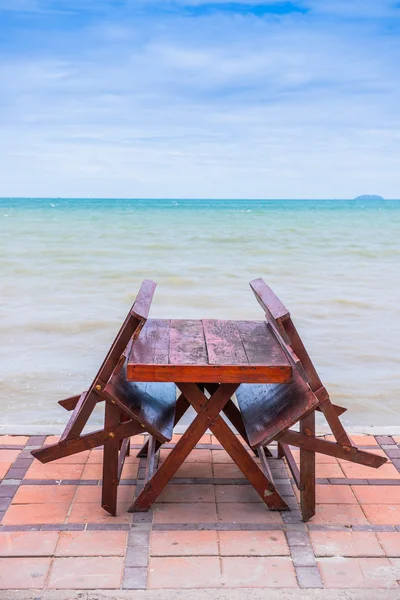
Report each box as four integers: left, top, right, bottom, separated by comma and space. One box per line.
0, 0, 399, 198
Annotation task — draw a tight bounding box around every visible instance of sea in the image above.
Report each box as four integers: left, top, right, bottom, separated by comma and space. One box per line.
1, 198, 400, 434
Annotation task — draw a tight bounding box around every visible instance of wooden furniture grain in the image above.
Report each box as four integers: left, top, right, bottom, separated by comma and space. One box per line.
31, 280, 177, 516
127, 318, 294, 513
236, 278, 387, 521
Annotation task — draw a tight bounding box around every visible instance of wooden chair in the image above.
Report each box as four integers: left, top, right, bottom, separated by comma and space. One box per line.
236, 278, 387, 522
31, 280, 177, 516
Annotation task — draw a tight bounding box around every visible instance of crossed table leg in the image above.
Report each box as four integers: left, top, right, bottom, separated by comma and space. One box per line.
131, 382, 289, 512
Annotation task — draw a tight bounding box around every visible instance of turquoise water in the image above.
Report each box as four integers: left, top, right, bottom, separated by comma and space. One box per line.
1, 198, 400, 432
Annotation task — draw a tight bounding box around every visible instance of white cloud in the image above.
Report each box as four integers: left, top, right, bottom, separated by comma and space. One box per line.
0, 1, 399, 197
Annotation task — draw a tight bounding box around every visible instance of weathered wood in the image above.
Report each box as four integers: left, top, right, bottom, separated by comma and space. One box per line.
137, 392, 189, 458
250, 279, 290, 322
130, 319, 170, 366
127, 363, 291, 384
59, 392, 88, 442
144, 436, 157, 485
131, 279, 157, 320
118, 437, 130, 481
127, 319, 291, 383
319, 399, 353, 447
235, 320, 288, 366
257, 445, 274, 482
281, 318, 323, 392
102, 402, 121, 516
58, 394, 83, 411
277, 430, 387, 468
279, 442, 300, 488
60, 280, 156, 442
203, 320, 249, 365
236, 371, 320, 448
31, 419, 142, 463
169, 320, 208, 365
300, 411, 316, 521
131, 383, 239, 511
183, 384, 288, 511
104, 366, 177, 443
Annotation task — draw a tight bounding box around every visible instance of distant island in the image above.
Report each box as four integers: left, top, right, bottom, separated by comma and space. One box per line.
353, 194, 384, 200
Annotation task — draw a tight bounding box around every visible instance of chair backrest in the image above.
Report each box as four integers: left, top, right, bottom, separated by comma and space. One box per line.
250, 278, 324, 395
60, 279, 157, 442
92, 279, 157, 389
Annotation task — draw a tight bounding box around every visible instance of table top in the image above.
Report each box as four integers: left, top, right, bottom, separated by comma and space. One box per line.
126, 319, 292, 384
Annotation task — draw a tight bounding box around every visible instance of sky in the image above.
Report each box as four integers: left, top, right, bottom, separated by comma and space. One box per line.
0, 0, 399, 199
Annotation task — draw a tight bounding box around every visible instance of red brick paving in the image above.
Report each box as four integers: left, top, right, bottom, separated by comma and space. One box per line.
55, 530, 127, 556
150, 530, 218, 556
0, 557, 51, 589
310, 530, 385, 557
0, 531, 59, 556
221, 556, 297, 587
218, 530, 290, 556
1, 432, 400, 591
48, 556, 124, 588
148, 556, 221, 588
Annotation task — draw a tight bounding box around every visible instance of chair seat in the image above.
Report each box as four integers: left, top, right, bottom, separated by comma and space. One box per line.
105, 363, 177, 443
236, 371, 319, 448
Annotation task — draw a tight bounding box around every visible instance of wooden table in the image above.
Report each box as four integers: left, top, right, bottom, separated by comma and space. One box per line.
126, 318, 293, 512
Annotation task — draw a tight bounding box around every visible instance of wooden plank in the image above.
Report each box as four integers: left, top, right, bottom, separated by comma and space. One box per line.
319, 399, 353, 447
59, 392, 87, 443
299, 411, 316, 521
258, 446, 274, 482
31, 420, 142, 463
129, 319, 170, 365
101, 402, 121, 516
58, 394, 82, 411
60, 305, 144, 442
236, 370, 320, 448
169, 320, 208, 365
104, 367, 177, 443
280, 442, 300, 488
250, 278, 290, 323
236, 320, 288, 365
132, 279, 157, 320
277, 430, 388, 468
282, 318, 323, 392
127, 363, 291, 384
118, 437, 130, 481
144, 436, 157, 485
203, 320, 248, 365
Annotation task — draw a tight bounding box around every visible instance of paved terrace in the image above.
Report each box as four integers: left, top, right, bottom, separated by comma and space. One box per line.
1, 433, 400, 593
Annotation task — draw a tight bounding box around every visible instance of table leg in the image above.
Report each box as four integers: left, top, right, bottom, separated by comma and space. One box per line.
130, 383, 238, 511
101, 401, 121, 516
183, 384, 288, 511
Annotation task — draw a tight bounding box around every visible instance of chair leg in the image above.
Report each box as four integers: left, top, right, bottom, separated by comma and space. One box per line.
299, 410, 316, 522
101, 402, 121, 516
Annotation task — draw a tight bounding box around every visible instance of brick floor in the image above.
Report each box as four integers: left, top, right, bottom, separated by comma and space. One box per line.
0, 531, 59, 556
221, 556, 297, 587
48, 556, 124, 588
376, 532, 400, 557
1, 431, 400, 592
310, 530, 384, 557
55, 530, 127, 556
148, 556, 221, 588
218, 530, 290, 556
0, 557, 51, 589
150, 530, 218, 556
